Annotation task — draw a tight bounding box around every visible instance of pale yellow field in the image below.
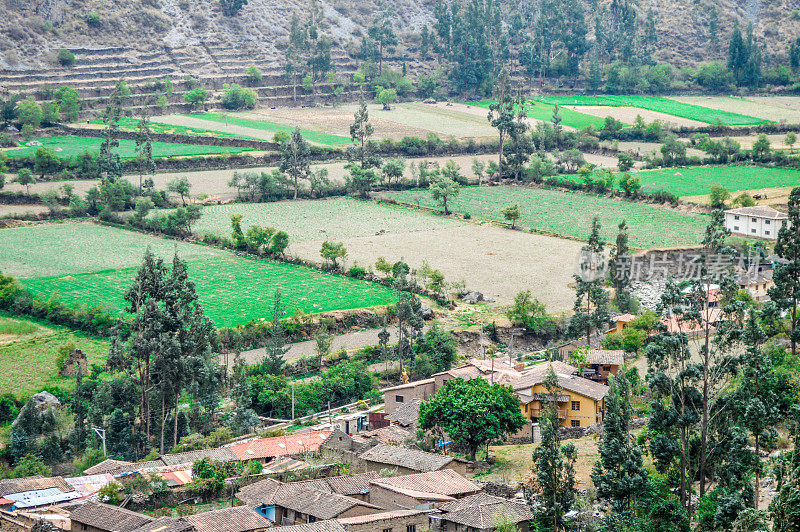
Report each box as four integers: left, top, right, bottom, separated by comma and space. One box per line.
674, 95, 800, 123
563, 105, 706, 128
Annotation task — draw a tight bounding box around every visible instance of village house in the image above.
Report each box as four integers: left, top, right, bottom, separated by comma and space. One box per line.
429, 493, 534, 532
0, 505, 71, 531
336, 509, 429, 532
737, 269, 774, 301
512, 362, 608, 428
129, 517, 195, 532
724, 205, 788, 240
358, 443, 469, 475
0, 477, 80, 511
610, 314, 636, 334
581, 349, 624, 384
69, 501, 155, 532
367, 470, 482, 510
382, 379, 435, 416
230, 429, 354, 465
182, 505, 272, 532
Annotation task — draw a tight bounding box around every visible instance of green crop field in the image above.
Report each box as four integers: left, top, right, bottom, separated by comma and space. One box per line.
386, 186, 711, 248
539, 95, 768, 126
0, 313, 110, 398
184, 197, 465, 242
87, 117, 260, 140
23, 256, 396, 328
185, 113, 352, 146
1, 223, 397, 328
556, 165, 800, 197
468, 100, 609, 129
4, 136, 254, 160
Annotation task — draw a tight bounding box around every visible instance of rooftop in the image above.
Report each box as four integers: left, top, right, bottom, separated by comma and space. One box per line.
273, 521, 346, 532
381, 378, 435, 393
230, 430, 334, 460
585, 349, 625, 366
359, 443, 453, 472
512, 362, 609, 402
69, 501, 154, 531
337, 509, 427, 525
272, 485, 382, 520
129, 517, 195, 532
0, 476, 72, 498
182, 505, 272, 532
385, 399, 422, 428
370, 469, 481, 499
725, 205, 788, 219
435, 493, 534, 528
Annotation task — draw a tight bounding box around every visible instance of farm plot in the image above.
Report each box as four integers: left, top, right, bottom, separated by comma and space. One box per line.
468, 100, 609, 130
87, 117, 260, 140
3, 136, 254, 160
384, 186, 711, 248
671, 96, 800, 124
23, 255, 397, 328
377, 103, 497, 139
540, 95, 768, 126
179, 113, 351, 146
562, 105, 705, 128
0, 314, 109, 398
556, 165, 800, 198
188, 197, 466, 242
1, 223, 397, 328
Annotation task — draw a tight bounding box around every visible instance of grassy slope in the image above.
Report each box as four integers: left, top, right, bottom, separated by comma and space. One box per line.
539, 95, 768, 126
23, 256, 397, 328
185, 113, 352, 146
185, 197, 465, 242
558, 165, 800, 197
386, 186, 710, 248
4, 136, 254, 160
0, 313, 109, 399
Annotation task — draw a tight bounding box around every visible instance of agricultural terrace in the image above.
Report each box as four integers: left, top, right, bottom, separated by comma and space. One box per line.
176, 199, 583, 310
539, 95, 768, 126
468, 100, 610, 130
3, 136, 254, 160
0, 313, 109, 399
177, 113, 351, 146
1, 223, 397, 328
186, 198, 466, 242
558, 165, 800, 198
384, 186, 710, 248
671, 96, 800, 124
88, 117, 260, 140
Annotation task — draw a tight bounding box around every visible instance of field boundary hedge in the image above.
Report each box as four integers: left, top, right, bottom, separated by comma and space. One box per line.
59, 125, 279, 150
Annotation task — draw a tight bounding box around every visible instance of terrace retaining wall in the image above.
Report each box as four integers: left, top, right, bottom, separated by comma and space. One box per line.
58, 125, 280, 150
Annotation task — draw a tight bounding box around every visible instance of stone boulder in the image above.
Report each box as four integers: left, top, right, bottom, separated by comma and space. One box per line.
461, 291, 484, 304
30, 391, 61, 412
61, 348, 88, 377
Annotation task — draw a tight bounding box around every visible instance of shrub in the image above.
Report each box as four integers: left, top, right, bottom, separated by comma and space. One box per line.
85, 12, 101, 26
183, 86, 208, 109
221, 84, 257, 110
245, 65, 262, 85
57, 49, 75, 67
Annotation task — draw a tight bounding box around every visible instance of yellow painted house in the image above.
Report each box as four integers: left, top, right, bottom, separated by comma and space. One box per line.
512, 361, 609, 428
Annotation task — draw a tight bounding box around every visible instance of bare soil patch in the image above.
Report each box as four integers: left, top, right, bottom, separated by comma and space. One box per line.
564, 105, 705, 128
0, 204, 50, 217
156, 114, 278, 141
438, 102, 575, 131
289, 223, 583, 310
675, 96, 800, 123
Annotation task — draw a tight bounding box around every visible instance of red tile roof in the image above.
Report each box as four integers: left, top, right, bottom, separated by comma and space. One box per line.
231, 431, 333, 460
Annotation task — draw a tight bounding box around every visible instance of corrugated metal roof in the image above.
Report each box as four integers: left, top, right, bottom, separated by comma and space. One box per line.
5, 487, 80, 509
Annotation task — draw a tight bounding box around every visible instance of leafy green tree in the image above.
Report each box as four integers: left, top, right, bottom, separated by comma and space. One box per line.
568, 217, 610, 347
429, 173, 459, 215
500, 204, 520, 229
381, 158, 405, 186
768, 187, 800, 356
54, 86, 80, 121
220, 0, 247, 16
367, 19, 398, 74
320, 240, 347, 269
12, 454, 51, 478
419, 377, 525, 460
184, 86, 208, 110
786, 131, 797, 153
229, 355, 258, 435
16, 97, 42, 130
134, 112, 155, 193
751, 133, 772, 161
709, 184, 731, 209
346, 166, 378, 198
34, 147, 59, 179
16, 168, 34, 196
609, 221, 636, 312
533, 368, 577, 532
221, 84, 257, 110
507, 290, 555, 333
261, 291, 289, 376
245, 65, 262, 85
41, 102, 60, 126
412, 324, 457, 379
279, 128, 311, 200
168, 176, 191, 206
99, 81, 127, 183
617, 152, 634, 172
376, 87, 397, 110
591, 373, 648, 512
770, 414, 800, 530
349, 99, 380, 170
487, 68, 515, 178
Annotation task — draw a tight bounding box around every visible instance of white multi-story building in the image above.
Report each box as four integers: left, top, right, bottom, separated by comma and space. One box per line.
724, 206, 788, 240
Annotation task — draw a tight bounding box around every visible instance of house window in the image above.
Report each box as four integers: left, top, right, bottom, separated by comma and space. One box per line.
752, 218, 758, 222
734, 215, 740, 220
309, 516, 317, 523
82, 526, 88, 531
571, 401, 580, 411
603, 365, 611, 371
407, 526, 417, 532
752, 229, 757, 233
571, 420, 581, 427
734, 226, 739, 231
765, 230, 770, 235
395, 395, 404, 403
383, 528, 393, 532
766, 220, 771, 225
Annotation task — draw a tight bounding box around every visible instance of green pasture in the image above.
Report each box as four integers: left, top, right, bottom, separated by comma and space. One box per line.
538, 95, 769, 126
23, 255, 397, 328
185, 113, 352, 146
385, 186, 710, 248
4, 136, 254, 160
468, 100, 609, 129
557, 165, 800, 197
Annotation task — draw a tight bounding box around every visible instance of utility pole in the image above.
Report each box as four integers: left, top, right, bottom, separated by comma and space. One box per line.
291, 380, 295, 424
93, 427, 107, 457
479, 310, 485, 360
